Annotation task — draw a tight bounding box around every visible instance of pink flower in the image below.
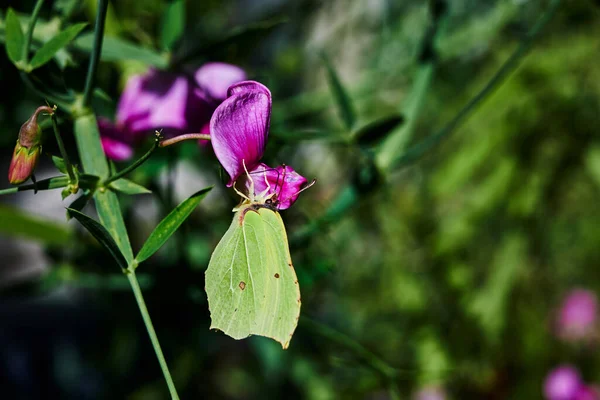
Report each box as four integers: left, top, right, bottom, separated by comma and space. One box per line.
100, 63, 246, 160
209, 81, 310, 210
556, 289, 598, 342
544, 365, 583, 400
413, 386, 446, 400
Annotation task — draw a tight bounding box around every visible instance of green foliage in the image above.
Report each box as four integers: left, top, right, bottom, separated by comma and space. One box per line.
4, 8, 24, 67
135, 187, 212, 263
0, 204, 70, 245
321, 52, 357, 131
29, 23, 87, 70
74, 34, 168, 67
67, 208, 128, 270
109, 178, 152, 195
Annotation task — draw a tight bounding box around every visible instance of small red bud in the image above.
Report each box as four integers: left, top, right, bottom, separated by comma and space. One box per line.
8, 142, 41, 185
7, 105, 54, 185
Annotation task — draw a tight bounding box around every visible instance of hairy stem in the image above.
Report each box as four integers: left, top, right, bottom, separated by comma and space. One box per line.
159, 133, 211, 147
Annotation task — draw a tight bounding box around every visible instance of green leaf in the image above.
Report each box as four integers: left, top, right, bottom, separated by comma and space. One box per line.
73, 33, 168, 68
29, 23, 87, 70
160, 0, 184, 51
74, 114, 134, 262
205, 206, 301, 349
135, 187, 212, 263
5, 8, 24, 67
321, 52, 357, 131
109, 178, 152, 195
52, 155, 67, 174
66, 192, 92, 220
171, 17, 287, 66
67, 208, 128, 270
0, 204, 70, 245
353, 114, 405, 146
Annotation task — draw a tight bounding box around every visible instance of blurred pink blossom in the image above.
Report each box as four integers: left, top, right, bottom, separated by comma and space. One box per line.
413, 385, 446, 400
556, 289, 598, 342
99, 63, 246, 161
544, 365, 583, 400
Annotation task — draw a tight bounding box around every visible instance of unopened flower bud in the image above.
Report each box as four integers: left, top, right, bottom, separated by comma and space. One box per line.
7, 105, 54, 185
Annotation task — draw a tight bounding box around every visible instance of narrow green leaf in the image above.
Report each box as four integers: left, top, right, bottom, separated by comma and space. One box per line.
0, 204, 70, 245
160, 0, 184, 51
73, 33, 168, 68
353, 114, 405, 146
171, 17, 287, 66
67, 208, 128, 270
109, 178, 152, 195
74, 114, 134, 262
66, 192, 92, 220
29, 23, 87, 69
136, 186, 212, 263
5, 8, 24, 67
52, 155, 67, 174
321, 52, 357, 131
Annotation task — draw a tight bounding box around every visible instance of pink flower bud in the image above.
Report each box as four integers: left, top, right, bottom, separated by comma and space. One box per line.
8, 106, 53, 185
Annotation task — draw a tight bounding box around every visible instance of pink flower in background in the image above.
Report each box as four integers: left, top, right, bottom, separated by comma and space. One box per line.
209, 80, 310, 210
100, 63, 246, 161
543, 365, 600, 400
556, 289, 598, 342
413, 386, 446, 400
544, 365, 583, 400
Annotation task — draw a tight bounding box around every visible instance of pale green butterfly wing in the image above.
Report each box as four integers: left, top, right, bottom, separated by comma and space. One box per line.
205, 206, 301, 349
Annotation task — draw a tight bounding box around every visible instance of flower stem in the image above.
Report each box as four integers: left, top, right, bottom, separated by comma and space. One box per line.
82, 0, 108, 107
51, 112, 77, 184
103, 136, 160, 187
159, 133, 211, 147
23, 0, 45, 64
126, 270, 180, 400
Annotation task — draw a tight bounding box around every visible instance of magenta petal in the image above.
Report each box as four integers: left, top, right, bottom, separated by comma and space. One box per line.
195, 62, 247, 102
117, 69, 201, 136
544, 365, 583, 400
246, 163, 308, 210
101, 137, 134, 161
210, 81, 272, 186
556, 289, 598, 342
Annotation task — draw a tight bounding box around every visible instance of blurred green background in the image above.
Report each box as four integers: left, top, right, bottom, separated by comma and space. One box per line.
0, 0, 599, 399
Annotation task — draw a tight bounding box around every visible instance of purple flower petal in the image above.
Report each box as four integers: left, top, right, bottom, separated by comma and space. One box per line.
244, 163, 308, 210
544, 365, 583, 400
556, 289, 598, 342
101, 136, 134, 161
210, 81, 271, 186
195, 63, 247, 102
574, 386, 600, 400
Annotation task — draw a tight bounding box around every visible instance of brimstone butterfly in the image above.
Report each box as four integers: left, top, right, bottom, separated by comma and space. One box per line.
205, 166, 312, 348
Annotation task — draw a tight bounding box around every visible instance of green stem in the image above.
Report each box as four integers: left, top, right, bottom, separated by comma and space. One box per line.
82, 0, 108, 107
23, 0, 45, 64
126, 271, 180, 400
0, 176, 69, 195
51, 113, 77, 184
103, 137, 160, 186
391, 0, 562, 170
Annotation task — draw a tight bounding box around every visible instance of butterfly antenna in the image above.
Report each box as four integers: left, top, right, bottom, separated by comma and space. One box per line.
242, 159, 255, 200
279, 178, 317, 206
